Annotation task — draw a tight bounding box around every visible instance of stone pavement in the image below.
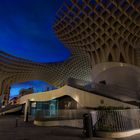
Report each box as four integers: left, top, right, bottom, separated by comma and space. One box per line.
0, 115, 139, 140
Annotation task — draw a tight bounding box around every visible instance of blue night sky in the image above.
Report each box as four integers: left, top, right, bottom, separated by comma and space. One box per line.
10, 80, 56, 98
0, 0, 70, 63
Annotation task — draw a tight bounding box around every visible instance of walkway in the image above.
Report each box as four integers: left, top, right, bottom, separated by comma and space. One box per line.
0, 115, 139, 140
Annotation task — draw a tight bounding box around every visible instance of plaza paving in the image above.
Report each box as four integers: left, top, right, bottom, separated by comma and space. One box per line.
0, 115, 139, 140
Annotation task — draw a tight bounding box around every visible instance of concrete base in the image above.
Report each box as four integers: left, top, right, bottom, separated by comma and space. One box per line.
96, 129, 140, 138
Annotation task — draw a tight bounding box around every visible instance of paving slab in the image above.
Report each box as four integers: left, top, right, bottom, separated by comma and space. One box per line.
0, 115, 139, 140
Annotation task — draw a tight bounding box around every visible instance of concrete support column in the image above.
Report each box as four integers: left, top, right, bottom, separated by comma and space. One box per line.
24, 99, 30, 122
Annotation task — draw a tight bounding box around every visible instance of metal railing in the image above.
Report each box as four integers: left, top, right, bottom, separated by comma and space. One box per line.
67, 78, 139, 101
35, 109, 90, 121
90, 109, 140, 132
0, 104, 22, 115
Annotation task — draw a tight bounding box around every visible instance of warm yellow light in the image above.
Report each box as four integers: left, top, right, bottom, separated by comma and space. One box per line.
30, 98, 35, 101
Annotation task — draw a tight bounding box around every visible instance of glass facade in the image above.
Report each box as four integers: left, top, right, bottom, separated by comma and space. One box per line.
30, 100, 58, 117
30, 95, 79, 117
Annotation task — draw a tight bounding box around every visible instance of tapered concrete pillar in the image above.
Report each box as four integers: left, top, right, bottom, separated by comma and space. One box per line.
24, 99, 30, 122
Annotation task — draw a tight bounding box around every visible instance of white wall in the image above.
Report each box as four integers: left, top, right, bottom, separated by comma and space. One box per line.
19, 85, 137, 109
